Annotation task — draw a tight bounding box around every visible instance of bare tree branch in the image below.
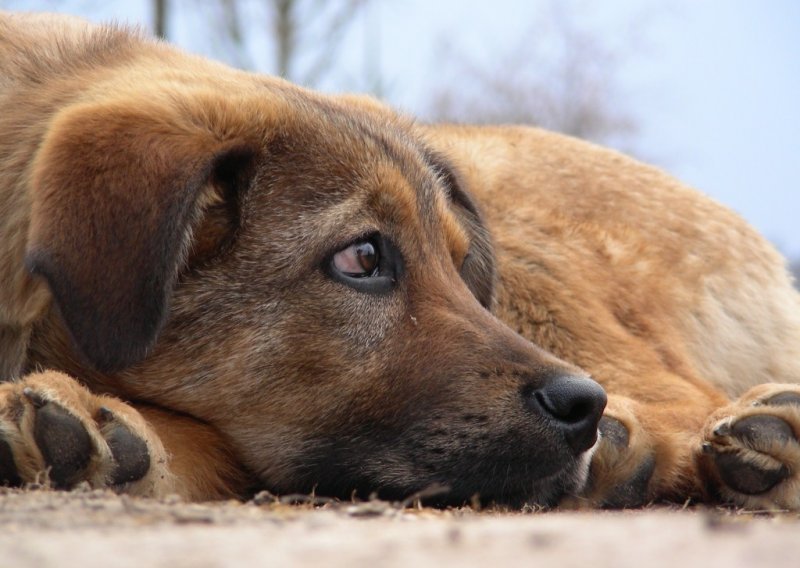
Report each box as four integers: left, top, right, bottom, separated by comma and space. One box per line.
273, 0, 295, 79
428, 1, 642, 151
206, 0, 369, 88
153, 0, 168, 39
299, 0, 366, 86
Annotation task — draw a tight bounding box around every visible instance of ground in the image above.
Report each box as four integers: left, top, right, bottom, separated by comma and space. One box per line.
0, 487, 798, 567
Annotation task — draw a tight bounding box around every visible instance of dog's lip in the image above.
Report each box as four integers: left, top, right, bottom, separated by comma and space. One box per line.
512, 443, 600, 506
438, 450, 593, 508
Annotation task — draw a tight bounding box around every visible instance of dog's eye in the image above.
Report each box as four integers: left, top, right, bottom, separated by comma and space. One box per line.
332, 241, 379, 277
326, 234, 401, 294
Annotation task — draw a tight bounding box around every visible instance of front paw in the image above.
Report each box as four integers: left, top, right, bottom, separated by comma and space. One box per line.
701, 385, 800, 510
563, 399, 657, 509
0, 371, 172, 495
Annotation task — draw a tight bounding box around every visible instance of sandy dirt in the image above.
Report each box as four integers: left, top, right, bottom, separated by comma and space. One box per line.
0, 487, 799, 568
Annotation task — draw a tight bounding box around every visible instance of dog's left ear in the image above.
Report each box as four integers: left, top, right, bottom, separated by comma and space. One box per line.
426, 152, 496, 309
25, 101, 256, 372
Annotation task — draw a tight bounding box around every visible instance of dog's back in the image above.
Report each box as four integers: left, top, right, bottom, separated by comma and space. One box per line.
422, 124, 800, 397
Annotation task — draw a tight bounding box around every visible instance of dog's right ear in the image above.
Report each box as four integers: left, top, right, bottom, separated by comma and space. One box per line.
425, 151, 496, 309
25, 101, 257, 372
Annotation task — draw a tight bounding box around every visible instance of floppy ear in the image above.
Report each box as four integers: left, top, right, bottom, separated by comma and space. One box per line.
426, 151, 496, 309
25, 101, 256, 372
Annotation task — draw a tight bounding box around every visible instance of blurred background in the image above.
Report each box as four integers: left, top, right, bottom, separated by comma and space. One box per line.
5, 0, 799, 279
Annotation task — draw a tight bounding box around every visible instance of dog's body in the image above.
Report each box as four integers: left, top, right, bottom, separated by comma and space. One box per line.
2, 12, 800, 509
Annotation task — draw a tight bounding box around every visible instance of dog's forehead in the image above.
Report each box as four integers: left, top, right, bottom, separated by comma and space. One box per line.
234, 95, 471, 268
309, 111, 470, 262
268, 104, 455, 212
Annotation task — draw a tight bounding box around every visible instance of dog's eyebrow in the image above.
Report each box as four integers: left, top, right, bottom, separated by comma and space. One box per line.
421, 149, 481, 218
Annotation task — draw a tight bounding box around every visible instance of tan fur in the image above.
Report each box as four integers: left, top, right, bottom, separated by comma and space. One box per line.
2, 12, 800, 509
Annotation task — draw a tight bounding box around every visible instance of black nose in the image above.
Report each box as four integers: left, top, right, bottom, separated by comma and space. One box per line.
528, 375, 607, 454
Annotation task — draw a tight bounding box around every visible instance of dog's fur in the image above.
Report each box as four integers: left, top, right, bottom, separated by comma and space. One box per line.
2, 12, 800, 509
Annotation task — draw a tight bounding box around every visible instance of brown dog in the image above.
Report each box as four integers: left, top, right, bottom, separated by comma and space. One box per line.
2, 12, 800, 510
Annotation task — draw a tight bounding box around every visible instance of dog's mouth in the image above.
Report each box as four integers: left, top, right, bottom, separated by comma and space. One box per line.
265, 424, 599, 508
433, 445, 598, 508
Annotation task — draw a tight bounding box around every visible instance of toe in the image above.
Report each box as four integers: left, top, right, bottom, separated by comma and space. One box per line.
103, 411, 150, 485
601, 454, 655, 508
714, 451, 789, 495
764, 392, 800, 407
599, 416, 629, 448
33, 401, 92, 488
732, 415, 795, 447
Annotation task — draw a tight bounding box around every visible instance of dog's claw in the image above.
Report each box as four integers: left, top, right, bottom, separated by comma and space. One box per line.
713, 421, 731, 437
22, 387, 46, 409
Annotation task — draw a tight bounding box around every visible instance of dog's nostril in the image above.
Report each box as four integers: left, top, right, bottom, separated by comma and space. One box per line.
534, 390, 595, 424
528, 375, 607, 454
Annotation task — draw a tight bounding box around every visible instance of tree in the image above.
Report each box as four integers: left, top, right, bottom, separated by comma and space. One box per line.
427, 1, 644, 152
153, 0, 168, 38
207, 0, 368, 88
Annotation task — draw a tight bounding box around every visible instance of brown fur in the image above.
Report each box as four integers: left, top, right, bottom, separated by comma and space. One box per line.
2, 12, 800, 508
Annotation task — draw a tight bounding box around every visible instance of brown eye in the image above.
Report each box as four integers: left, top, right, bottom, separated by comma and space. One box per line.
332, 241, 379, 277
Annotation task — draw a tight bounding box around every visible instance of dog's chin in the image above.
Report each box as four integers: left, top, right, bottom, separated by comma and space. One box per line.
267, 429, 601, 509
421, 440, 600, 508
295, 453, 595, 509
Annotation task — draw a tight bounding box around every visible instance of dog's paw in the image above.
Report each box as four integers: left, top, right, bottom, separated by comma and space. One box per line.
701, 384, 800, 510
0, 371, 173, 495
564, 398, 656, 509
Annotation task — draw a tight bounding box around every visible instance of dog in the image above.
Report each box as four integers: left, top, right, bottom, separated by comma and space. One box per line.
1, 11, 799, 510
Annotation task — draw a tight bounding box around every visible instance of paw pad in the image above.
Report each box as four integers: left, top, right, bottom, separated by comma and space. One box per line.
0, 437, 21, 486
732, 415, 795, 447
103, 410, 150, 485
33, 401, 93, 488
713, 452, 789, 495
764, 392, 800, 407
599, 416, 629, 448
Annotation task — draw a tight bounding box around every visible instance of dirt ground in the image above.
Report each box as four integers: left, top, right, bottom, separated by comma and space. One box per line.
0, 487, 798, 568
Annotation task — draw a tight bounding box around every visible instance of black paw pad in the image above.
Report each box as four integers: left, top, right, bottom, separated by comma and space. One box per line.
599, 416, 629, 448
732, 415, 796, 446
105, 419, 150, 485
0, 436, 21, 486
601, 454, 655, 508
33, 401, 92, 488
714, 452, 789, 495
764, 392, 800, 407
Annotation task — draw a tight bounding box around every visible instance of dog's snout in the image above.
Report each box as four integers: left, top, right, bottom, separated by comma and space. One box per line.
528, 375, 607, 454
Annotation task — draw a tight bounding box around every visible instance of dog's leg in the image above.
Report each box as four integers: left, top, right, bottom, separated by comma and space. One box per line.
700, 383, 800, 510
0, 370, 247, 500
564, 378, 733, 509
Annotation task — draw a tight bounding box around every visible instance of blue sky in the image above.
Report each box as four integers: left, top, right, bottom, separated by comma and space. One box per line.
11, 0, 800, 258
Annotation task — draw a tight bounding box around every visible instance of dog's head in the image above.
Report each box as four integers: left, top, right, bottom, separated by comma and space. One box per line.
25, 77, 605, 506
